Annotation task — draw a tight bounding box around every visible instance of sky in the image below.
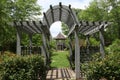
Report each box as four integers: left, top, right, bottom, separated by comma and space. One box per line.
37, 0, 91, 37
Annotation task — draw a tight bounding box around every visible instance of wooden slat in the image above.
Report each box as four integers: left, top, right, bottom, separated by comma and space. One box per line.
50, 5, 54, 22
59, 2, 62, 21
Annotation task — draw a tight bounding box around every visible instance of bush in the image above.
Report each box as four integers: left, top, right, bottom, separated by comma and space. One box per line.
82, 52, 120, 80
106, 39, 120, 53
0, 54, 46, 80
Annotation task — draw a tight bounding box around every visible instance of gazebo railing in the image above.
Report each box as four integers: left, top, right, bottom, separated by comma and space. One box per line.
21, 46, 41, 55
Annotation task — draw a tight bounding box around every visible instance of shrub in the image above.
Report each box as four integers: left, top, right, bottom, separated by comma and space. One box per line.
106, 39, 120, 53
0, 54, 46, 80
82, 52, 120, 80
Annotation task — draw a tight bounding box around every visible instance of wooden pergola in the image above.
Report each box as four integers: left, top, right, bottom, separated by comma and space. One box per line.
10, 2, 111, 79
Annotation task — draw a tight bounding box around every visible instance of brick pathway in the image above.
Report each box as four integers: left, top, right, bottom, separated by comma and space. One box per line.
46, 68, 75, 80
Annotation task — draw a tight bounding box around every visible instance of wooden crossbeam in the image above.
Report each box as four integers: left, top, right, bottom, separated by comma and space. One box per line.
32, 21, 42, 33
78, 21, 88, 32
68, 24, 76, 36
26, 21, 40, 33
84, 24, 107, 35
20, 21, 35, 34
43, 12, 50, 28
81, 22, 96, 34
69, 5, 79, 25
27, 21, 41, 33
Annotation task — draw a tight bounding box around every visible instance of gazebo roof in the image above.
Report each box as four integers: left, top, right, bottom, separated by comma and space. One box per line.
54, 32, 66, 40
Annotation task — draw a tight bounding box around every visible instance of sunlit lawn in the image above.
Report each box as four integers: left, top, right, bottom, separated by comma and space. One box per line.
50, 51, 70, 68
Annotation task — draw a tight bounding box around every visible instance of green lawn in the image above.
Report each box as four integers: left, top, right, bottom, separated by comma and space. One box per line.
50, 51, 70, 68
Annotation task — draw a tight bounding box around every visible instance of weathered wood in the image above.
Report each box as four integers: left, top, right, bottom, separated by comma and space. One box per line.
29, 34, 32, 54
43, 12, 50, 28
42, 32, 49, 64
74, 26, 80, 79
68, 37, 74, 68
86, 35, 90, 55
16, 27, 21, 55
50, 5, 55, 22
59, 2, 62, 21
68, 24, 76, 36
21, 21, 37, 33
99, 26, 105, 58
69, 5, 79, 25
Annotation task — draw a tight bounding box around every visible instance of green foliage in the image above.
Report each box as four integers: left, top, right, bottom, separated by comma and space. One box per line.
82, 39, 120, 80
49, 40, 56, 51
61, 22, 69, 35
106, 39, 120, 53
0, 0, 42, 52
77, 0, 120, 40
84, 53, 120, 80
0, 54, 46, 80
89, 37, 100, 46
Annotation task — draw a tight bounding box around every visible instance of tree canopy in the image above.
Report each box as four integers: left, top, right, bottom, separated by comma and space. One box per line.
0, 0, 42, 51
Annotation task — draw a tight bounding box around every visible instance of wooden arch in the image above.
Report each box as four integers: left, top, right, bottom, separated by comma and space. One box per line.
42, 2, 79, 29
9, 2, 112, 79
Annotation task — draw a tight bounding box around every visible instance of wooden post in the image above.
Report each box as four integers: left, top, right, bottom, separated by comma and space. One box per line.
86, 35, 90, 54
42, 33, 49, 65
29, 34, 32, 54
16, 28, 21, 55
74, 26, 81, 79
99, 27, 105, 58
68, 37, 73, 68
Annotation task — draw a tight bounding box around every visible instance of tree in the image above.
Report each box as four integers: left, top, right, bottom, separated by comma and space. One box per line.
0, 0, 42, 52
61, 22, 69, 35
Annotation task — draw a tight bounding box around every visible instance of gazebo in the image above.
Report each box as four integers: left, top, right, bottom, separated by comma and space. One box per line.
54, 32, 66, 51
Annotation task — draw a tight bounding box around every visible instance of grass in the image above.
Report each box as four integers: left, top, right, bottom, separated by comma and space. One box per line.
50, 51, 70, 68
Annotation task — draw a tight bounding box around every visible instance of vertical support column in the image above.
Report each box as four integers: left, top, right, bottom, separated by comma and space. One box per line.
99, 26, 105, 58
86, 35, 90, 54
16, 28, 21, 55
74, 26, 81, 79
68, 37, 73, 68
29, 34, 32, 54
42, 33, 49, 65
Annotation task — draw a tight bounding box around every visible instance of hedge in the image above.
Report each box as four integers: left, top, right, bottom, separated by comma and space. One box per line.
0, 54, 46, 80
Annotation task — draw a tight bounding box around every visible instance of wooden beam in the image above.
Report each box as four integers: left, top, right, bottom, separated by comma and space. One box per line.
74, 26, 81, 79
86, 35, 90, 55
26, 21, 40, 33
21, 21, 36, 33
50, 5, 55, 22
42, 32, 50, 63
43, 12, 50, 28
84, 24, 105, 35
68, 24, 76, 36
14, 22, 22, 55
29, 34, 32, 54
15, 21, 33, 34
69, 5, 79, 25
78, 21, 88, 32
32, 21, 42, 33
59, 2, 62, 21
99, 26, 105, 58
68, 37, 74, 68
14, 21, 22, 55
